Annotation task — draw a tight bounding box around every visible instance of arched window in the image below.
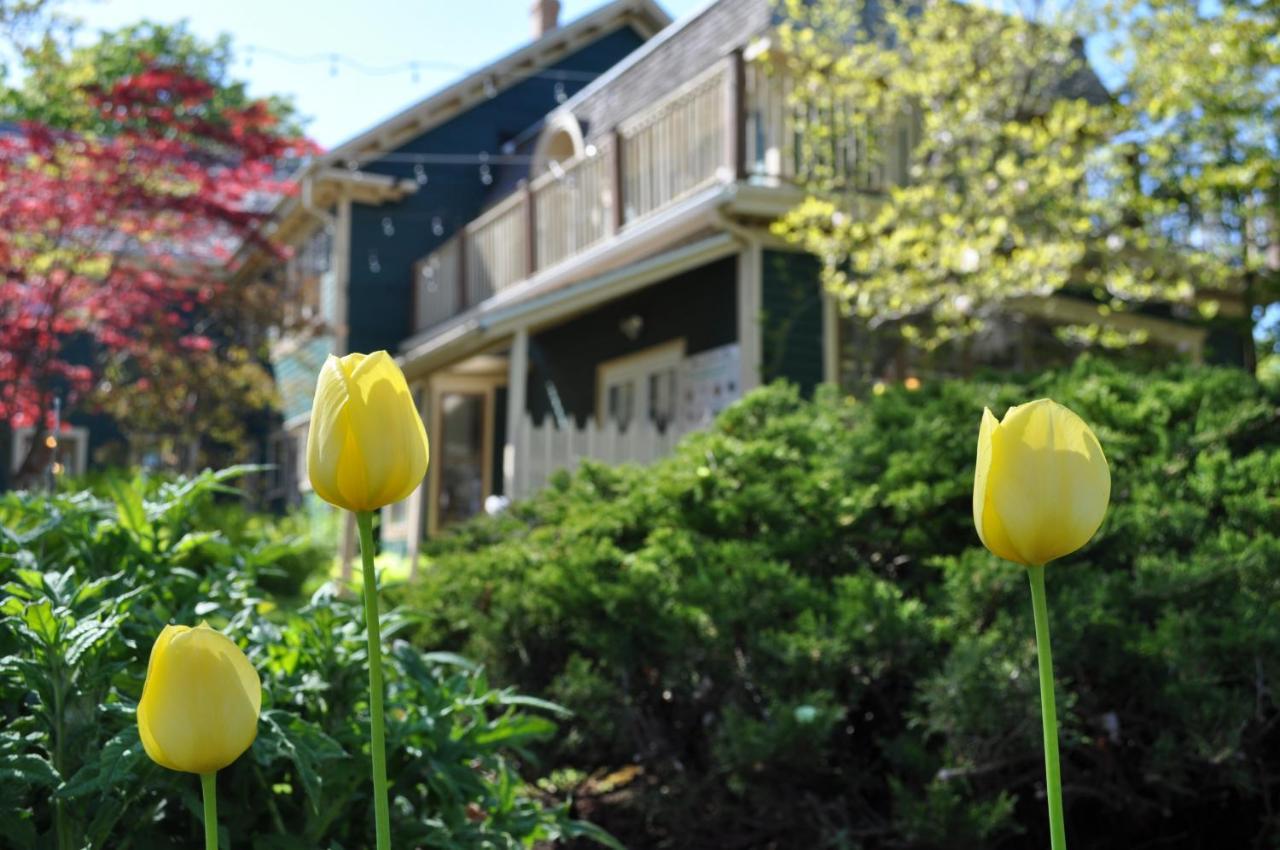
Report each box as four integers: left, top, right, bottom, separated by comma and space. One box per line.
531, 113, 585, 175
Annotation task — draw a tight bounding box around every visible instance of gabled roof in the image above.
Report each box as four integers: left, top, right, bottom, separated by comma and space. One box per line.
317, 0, 670, 169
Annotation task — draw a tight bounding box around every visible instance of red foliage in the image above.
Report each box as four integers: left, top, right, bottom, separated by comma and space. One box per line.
0, 63, 316, 431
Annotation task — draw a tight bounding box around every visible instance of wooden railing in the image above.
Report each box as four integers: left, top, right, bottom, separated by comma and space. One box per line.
619, 61, 732, 223
531, 137, 614, 269
463, 191, 528, 304
409, 51, 914, 335
413, 234, 461, 330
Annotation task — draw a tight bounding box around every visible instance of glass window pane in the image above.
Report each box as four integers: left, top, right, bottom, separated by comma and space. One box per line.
438, 392, 485, 527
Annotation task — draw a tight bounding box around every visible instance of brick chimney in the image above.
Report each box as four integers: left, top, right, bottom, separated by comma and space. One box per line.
530, 0, 560, 39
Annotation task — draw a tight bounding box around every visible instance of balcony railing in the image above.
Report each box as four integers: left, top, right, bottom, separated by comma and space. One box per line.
411, 51, 908, 334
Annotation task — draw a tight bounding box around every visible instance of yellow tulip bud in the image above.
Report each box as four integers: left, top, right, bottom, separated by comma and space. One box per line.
306, 350, 429, 513
137, 623, 261, 774
973, 398, 1110, 566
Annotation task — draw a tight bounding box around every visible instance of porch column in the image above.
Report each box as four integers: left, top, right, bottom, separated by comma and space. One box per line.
736, 241, 763, 393
822, 290, 840, 386
504, 328, 529, 500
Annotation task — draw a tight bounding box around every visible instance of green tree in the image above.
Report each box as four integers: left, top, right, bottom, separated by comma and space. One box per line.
771, 0, 1271, 365
1111, 0, 1280, 371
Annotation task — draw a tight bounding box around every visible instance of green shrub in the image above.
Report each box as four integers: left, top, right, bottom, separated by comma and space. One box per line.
0, 468, 616, 850
402, 358, 1280, 849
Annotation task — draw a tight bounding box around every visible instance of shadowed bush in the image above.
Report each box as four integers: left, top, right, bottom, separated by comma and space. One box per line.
403, 357, 1280, 849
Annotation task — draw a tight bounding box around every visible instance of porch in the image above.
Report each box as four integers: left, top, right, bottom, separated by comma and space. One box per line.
389, 250, 757, 559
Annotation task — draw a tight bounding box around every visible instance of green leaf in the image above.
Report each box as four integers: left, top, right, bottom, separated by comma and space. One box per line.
257, 710, 346, 814
0, 752, 60, 788
59, 726, 146, 800
472, 715, 557, 747
22, 600, 58, 645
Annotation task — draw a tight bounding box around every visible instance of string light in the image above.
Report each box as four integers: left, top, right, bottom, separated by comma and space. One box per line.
240, 43, 601, 85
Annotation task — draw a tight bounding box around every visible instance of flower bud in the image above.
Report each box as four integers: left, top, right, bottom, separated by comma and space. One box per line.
973, 398, 1110, 566
307, 350, 429, 513
137, 623, 261, 774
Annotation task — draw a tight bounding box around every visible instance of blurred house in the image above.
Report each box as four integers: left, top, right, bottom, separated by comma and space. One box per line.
246, 0, 1240, 558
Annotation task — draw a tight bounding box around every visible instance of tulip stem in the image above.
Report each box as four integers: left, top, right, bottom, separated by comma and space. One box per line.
356, 511, 392, 850
200, 772, 218, 850
1027, 564, 1067, 850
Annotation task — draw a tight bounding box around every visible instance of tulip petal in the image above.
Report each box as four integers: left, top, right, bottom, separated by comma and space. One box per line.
973, 407, 1029, 564
137, 624, 186, 771
989, 399, 1110, 565
137, 623, 261, 774
340, 351, 428, 511
308, 354, 359, 510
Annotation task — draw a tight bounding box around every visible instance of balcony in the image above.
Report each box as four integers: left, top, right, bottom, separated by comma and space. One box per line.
411, 51, 904, 335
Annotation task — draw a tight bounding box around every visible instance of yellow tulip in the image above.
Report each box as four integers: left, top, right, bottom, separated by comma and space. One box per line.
137, 623, 261, 774
307, 350, 429, 513
973, 398, 1110, 566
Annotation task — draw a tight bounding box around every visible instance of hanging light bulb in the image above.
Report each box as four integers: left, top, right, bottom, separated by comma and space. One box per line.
431, 216, 444, 237
413, 163, 428, 184
554, 81, 567, 103
368, 250, 381, 273
479, 164, 492, 185
483, 77, 497, 99
381, 216, 395, 237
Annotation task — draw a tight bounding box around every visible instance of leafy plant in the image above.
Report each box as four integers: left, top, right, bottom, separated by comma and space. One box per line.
0, 469, 612, 850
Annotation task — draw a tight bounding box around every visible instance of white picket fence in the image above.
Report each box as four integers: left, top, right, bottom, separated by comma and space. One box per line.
510, 413, 703, 500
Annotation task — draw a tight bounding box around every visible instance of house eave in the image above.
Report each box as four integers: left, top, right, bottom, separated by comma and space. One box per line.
317, 0, 671, 170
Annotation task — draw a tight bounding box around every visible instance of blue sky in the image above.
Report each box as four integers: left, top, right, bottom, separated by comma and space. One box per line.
61, 0, 706, 149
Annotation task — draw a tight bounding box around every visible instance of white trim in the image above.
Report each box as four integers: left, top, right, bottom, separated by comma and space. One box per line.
531, 113, 587, 176
736, 240, 763, 393
504, 328, 530, 498
822, 291, 839, 385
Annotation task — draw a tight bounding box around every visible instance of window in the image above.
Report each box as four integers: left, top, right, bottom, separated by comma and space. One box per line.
11, 426, 89, 477
436, 392, 487, 527
597, 341, 685, 431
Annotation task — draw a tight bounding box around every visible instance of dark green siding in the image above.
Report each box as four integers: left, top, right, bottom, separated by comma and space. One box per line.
761, 250, 824, 395
344, 27, 648, 356
491, 386, 508, 496
527, 257, 738, 425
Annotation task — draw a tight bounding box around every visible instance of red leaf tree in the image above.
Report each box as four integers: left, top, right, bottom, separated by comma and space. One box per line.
0, 57, 313, 479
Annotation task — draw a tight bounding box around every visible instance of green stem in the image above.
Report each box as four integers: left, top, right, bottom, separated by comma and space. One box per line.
51, 667, 70, 850
1028, 564, 1067, 850
200, 772, 218, 850
356, 511, 392, 850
